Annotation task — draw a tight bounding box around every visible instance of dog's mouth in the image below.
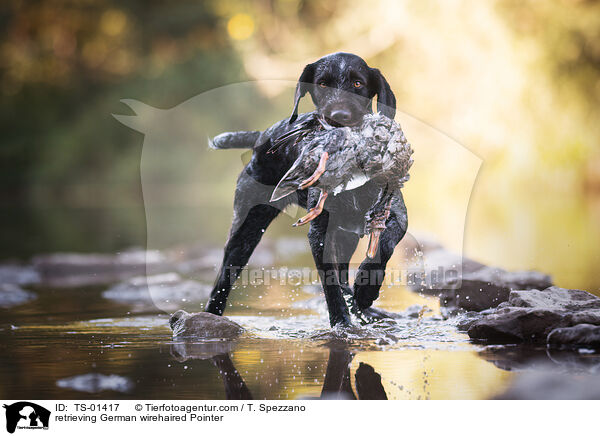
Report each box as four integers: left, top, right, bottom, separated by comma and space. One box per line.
324, 117, 345, 127
322, 116, 362, 128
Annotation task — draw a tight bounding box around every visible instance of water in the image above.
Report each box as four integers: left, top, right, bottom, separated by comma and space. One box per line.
0, 280, 517, 400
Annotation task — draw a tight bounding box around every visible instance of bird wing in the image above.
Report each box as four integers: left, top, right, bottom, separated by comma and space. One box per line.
270, 151, 319, 202
267, 115, 322, 154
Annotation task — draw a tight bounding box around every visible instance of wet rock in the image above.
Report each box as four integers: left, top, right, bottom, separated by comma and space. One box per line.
56, 373, 134, 393
468, 287, 600, 344
102, 273, 210, 307
0, 264, 40, 285
547, 324, 600, 350
169, 310, 244, 339
33, 249, 172, 287
439, 268, 553, 313
493, 370, 600, 399
509, 287, 600, 311
0, 284, 36, 308
468, 307, 564, 343
455, 309, 494, 331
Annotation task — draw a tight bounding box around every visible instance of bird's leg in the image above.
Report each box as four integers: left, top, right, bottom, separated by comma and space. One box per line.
293, 190, 328, 227
299, 152, 329, 189
366, 196, 393, 259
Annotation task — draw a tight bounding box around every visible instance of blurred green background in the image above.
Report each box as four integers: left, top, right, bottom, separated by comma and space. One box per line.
1, 0, 599, 291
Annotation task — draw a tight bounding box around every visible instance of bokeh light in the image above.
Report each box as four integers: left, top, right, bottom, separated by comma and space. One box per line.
227, 13, 255, 40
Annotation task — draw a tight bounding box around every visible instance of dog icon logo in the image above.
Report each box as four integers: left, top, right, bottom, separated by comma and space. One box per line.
3, 402, 50, 433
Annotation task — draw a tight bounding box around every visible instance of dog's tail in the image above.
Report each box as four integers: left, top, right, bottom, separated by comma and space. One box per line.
209, 131, 260, 150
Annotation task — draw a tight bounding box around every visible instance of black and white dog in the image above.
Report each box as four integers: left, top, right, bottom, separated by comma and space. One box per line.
206, 52, 408, 327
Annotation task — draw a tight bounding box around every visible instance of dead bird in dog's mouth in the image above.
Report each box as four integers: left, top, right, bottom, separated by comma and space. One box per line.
269, 112, 413, 258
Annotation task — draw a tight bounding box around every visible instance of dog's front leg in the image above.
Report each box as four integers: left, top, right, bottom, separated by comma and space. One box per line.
206, 203, 281, 315
307, 210, 353, 327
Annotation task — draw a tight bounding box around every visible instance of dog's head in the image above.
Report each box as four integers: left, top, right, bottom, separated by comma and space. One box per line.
289, 52, 396, 126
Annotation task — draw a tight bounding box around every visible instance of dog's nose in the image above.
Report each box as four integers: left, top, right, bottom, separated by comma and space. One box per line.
330, 109, 352, 125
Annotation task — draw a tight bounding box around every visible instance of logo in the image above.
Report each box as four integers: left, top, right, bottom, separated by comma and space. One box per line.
3, 402, 50, 433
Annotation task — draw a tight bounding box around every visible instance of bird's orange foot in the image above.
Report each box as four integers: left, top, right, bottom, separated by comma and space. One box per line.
366, 229, 382, 259
293, 191, 328, 227
299, 152, 329, 189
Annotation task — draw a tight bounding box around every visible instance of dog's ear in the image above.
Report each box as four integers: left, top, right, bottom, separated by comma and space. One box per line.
369, 68, 396, 120
289, 62, 316, 124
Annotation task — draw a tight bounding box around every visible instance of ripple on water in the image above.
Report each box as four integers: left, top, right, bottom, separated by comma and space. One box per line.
10, 308, 473, 353
228, 313, 472, 351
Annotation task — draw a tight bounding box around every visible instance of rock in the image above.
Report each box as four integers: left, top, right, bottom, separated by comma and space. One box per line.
0, 284, 36, 308
467, 287, 600, 344
102, 273, 211, 310
169, 310, 244, 339
0, 264, 40, 285
454, 309, 494, 331
493, 370, 600, 399
439, 267, 553, 313
509, 287, 600, 311
468, 307, 564, 343
565, 309, 600, 325
33, 249, 172, 287
56, 373, 134, 393
547, 324, 600, 350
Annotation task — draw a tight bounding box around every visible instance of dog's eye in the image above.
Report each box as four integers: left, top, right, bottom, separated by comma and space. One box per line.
318, 81, 327, 88
353, 80, 363, 88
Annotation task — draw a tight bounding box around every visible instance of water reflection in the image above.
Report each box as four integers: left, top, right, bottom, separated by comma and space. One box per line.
170, 340, 389, 400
